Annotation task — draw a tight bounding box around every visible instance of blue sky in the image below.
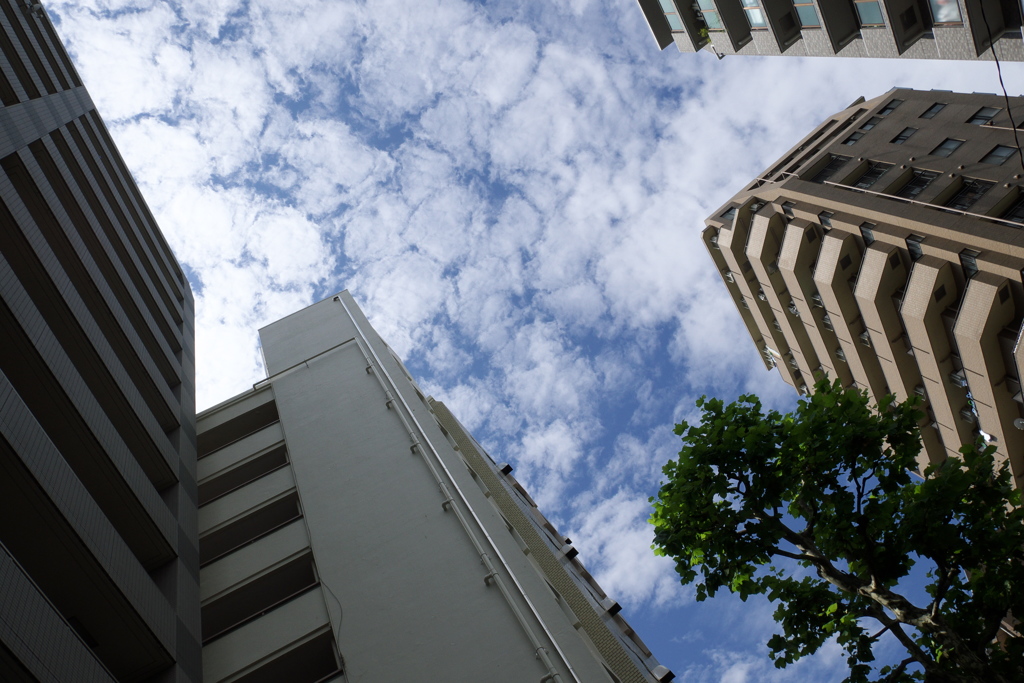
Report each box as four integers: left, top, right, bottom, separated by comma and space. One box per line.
47, 0, 1024, 680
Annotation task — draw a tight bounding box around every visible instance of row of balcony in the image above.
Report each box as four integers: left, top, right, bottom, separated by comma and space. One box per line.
705, 197, 1024, 482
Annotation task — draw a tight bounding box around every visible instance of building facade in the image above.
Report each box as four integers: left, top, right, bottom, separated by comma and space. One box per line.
703, 88, 1024, 480
196, 292, 675, 683
638, 0, 1024, 61
0, 0, 200, 681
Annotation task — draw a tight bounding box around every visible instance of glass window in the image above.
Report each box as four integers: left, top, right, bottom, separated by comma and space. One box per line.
891, 127, 917, 144
659, 0, 684, 30
980, 145, 1017, 165
906, 235, 925, 261
854, 162, 893, 189
1003, 195, 1024, 225
719, 207, 737, 222
696, 0, 723, 30
818, 211, 834, 227
930, 138, 964, 157
792, 2, 819, 27
741, 0, 767, 28
944, 179, 993, 211
928, 0, 962, 24
855, 0, 886, 26
878, 99, 903, 116
967, 106, 999, 125
920, 103, 946, 119
810, 155, 851, 183
959, 249, 979, 279
896, 170, 939, 200
781, 201, 796, 217
843, 131, 864, 146
861, 116, 883, 130
859, 222, 876, 245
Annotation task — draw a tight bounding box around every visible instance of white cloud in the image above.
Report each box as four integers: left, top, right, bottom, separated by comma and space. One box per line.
45, 0, 1024, 677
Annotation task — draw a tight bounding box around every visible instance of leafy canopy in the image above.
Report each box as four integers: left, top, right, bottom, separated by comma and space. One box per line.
650, 379, 1024, 683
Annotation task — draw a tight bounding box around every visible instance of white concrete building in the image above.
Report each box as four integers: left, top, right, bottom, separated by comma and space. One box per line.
196, 292, 675, 683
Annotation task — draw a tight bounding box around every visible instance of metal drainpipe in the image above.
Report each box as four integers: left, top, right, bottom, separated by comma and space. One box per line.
335, 296, 581, 683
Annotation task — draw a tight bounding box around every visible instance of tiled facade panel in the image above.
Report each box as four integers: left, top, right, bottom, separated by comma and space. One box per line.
704, 89, 1024, 477
0, 542, 116, 683
654, 0, 1024, 62
0, 1, 199, 680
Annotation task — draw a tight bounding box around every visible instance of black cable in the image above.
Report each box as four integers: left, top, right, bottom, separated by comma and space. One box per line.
978, 1, 1024, 174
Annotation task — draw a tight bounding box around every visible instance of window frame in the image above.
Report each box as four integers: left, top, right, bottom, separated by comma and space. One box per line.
967, 106, 1000, 125
919, 102, 946, 119
930, 138, 964, 158
980, 144, 1017, 165
878, 99, 903, 116
890, 127, 917, 145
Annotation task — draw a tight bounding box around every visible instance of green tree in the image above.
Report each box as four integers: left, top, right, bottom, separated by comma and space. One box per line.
650, 379, 1024, 683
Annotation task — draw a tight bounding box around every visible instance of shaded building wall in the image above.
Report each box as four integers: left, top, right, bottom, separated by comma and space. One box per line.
0, 1, 200, 681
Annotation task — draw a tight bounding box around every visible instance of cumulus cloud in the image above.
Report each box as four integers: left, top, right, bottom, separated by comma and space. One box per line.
47, 0, 1024, 676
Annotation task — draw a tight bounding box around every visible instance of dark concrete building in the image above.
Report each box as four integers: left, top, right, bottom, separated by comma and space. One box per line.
0, 1, 200, 681
639, 0, 1024, 60
702, 87, 1024, 481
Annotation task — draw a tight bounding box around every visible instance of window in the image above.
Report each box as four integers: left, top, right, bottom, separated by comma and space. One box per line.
930, 138, 964, 158
944, 179, 993, 211
818, 210, 834, 227
658, 0, 685, 30
853, 161, 892, 189
810, 154, 851, 183
1003, 195, 1024, 225
782, 201, 796, 217
967, 106, 999, 125
895, 169, 938, 200
695, 0, 723, 29
920, 102, 946, 119
859, 222, 876, 245
878, 99, 902, 116
791, 1, 819, 26
891, 127, 917, 144
861, 116, 883, 130
855, 1, 886, 26
843, 131, 864, 145
928, 0, 962, 24
980, 145, 1017, 165
741, 0, 767, 28
720, 206, 737, 222
959, 249, 980, 279
906, 234, 925, 261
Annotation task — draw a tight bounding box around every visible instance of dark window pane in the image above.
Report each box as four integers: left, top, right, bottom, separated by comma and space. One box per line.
854, 162, 892, 189
930, 138, 963, 158
920, 103, 946, 119
843, 132, 864, 145
895, 170, 938, 200
1004, 195, 1024, 225
967, 106, 999, 125
891, 127, 917, 144
980, 145, 1016, 165
861, 116, 883, 130
944, 179, 993, 211
810, 155, 851, 183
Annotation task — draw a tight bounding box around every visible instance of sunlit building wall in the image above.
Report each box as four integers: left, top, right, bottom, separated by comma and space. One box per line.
196, 291, 676, 683
702, 88, 1024, 482
638, 0, 1024, 61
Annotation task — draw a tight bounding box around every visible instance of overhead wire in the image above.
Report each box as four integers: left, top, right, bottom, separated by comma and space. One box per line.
977, 1, 1024, 174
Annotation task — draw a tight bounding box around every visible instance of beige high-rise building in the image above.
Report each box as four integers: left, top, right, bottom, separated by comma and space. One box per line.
196, 292, 675, 683
702, 88, 1024, 481
638, 0, 1024, 61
